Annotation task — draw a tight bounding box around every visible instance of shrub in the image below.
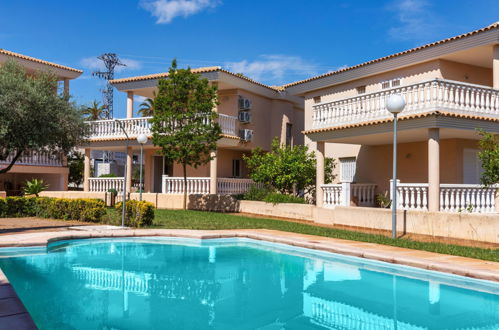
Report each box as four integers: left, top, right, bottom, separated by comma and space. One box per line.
115, 200, 155, 227
375, 192, 391, 208
263, 192, 306, 205
0, 197, 106, 222
242, 185, 273, 201
99, 173, 117, 178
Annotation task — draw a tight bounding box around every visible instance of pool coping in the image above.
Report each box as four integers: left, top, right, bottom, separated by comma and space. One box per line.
0, 228, 498, 328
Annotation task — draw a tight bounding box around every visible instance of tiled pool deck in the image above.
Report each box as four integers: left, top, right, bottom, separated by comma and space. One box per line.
1, 228, 498, 329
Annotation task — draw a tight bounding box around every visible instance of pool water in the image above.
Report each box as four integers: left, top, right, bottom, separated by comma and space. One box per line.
0, 238, 497, 330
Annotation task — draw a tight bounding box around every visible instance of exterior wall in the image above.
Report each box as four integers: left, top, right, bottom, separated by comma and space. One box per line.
439, 59, 492, 86
0, 166, 69, 192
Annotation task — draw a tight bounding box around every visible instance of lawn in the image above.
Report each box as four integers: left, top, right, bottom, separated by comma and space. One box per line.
108, 209, 499, 262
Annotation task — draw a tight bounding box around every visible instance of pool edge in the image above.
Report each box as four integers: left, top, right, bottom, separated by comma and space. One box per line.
0, 268, 37, 329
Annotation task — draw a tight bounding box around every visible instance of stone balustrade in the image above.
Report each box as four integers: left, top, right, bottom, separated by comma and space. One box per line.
86, 114, 238, 140
322, 183, 377, 208
0, 150, 64, 167
312, 79, 499, 129
88, 177, 125, 193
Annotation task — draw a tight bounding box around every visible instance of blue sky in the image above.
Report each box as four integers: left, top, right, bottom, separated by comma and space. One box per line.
0, 0, 497, 117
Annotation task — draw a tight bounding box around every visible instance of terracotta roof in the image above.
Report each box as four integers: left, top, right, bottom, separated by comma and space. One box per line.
285, 22, 499, 89
0, 49, 82, 73
303, 111, 499, 135
88, 133, 240, 142
110, 66, 283, 92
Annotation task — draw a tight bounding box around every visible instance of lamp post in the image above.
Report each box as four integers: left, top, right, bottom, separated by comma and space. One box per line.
386, 94, 405, 239
115, 119, 129, 228
136, 133, 148, 201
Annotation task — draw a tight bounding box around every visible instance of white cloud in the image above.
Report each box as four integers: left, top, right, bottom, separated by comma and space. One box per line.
387, 0, 439, 43
225, 55, 319, 85
140, 0, 220, 24
80, 57, 142, 73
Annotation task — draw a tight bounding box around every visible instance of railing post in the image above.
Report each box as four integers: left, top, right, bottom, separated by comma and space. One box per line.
341, 182, 351, 207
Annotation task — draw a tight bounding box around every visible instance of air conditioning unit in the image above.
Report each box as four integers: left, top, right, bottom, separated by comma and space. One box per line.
239, 129, 253, 142
238, 96, 252, 110
238, 111, 251, 123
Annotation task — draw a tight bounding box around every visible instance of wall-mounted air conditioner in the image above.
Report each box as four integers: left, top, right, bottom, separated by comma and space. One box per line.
239, 129, 253, 142
238, 111, 251, 123
238, 96, 252, 110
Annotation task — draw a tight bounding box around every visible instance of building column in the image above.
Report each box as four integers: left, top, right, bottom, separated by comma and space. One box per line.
316, 142, 325, 207
493, 44, 499, 89
210, 151, 217, 194
63, 78, 70, 97
83, 148, 91, 192
127, 91, 134, 118
428, 128, 440, 212
144, 150, 153, 193
126, 147, 133, 193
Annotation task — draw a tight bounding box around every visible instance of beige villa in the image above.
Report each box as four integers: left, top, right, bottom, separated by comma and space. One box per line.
285, 22, 499, 214
0, 49, 82, 194
82, 68, 304, 196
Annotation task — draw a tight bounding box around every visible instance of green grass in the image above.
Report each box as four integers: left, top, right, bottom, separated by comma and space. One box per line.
128, 209, 499, 262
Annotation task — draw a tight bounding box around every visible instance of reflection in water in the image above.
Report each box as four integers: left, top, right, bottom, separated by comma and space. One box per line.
0, 239, 497, 330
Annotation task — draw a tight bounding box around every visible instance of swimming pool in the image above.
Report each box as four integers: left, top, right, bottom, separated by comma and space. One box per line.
0, 237, 497, 329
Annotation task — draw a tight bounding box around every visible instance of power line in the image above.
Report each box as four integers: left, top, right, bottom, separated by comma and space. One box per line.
92, 53, 126, 119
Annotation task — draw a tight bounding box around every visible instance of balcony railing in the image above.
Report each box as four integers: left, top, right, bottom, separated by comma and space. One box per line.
0, 150, 64, 167
312, 79, 499, 129
390, 180, 498, 213
162, 176, 260, 195
86, 114, 238, 140
322, 183, 377, 208
88, 177, 125, 193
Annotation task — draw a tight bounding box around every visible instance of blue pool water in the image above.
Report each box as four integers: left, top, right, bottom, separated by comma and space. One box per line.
0, 238, 497, 329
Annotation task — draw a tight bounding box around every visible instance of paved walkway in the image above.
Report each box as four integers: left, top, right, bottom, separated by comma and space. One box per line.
0, 228, 498, 329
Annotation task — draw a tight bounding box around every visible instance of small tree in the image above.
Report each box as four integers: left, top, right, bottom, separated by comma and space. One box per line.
477, 130, 499, 186
243, 138, 335, 196
150, 60, 221, 209
0, 61, 87, 174
67, 150, 84, 188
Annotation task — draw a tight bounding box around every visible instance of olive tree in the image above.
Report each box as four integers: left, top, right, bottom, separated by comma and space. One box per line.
0, 61, 87, 174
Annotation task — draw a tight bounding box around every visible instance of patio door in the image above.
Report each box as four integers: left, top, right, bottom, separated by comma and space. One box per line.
153, 156, 172, 192
463, 149, 483, 184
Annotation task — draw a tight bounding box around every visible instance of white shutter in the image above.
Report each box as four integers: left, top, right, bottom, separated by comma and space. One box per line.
463, 149, 483, 184
340, 157, 357, 183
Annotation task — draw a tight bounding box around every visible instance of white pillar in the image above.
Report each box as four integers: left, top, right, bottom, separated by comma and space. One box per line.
127, 91, 134, 118
63, 78, 70, 97
428, 128, 440, 212
83, 148, 91, 192
341, 182, 351, 206
493, 44, 499, 89
316, 142, 325, 207
209, 151, 217, 194
126, 147, 133, 193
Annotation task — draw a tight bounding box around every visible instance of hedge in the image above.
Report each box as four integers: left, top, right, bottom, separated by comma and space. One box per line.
0, 197, 106, 222
115, 200, 155, 227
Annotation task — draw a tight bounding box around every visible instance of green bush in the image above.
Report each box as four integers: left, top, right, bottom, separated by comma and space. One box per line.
241, 185, 273, 201
0, 197, 106, 222
263, 192, 306, 205
99, 173, 117, 178
115, 200, 155, 227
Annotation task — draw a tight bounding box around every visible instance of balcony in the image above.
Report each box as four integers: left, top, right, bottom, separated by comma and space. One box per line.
312, 79, 499, 129
86, 114, 238, 140
0, 150, 64, 167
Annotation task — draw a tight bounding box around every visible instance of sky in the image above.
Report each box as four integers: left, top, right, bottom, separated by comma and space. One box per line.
0, 0, 498, 118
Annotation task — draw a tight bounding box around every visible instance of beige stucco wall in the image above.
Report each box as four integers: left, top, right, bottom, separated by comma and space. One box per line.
1, 166, 69, 191
439, 59, 492, 86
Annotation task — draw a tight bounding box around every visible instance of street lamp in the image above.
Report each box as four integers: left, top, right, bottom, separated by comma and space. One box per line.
136, 133, 148, 201
115, 119, 129, 228
386, 94, 405, 239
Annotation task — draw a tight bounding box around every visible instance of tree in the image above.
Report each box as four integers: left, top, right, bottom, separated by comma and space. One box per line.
138, 94, 155, 117
150, 60, 221, 209
477, 130, 499, 186
81, 100, 104, 120
67, 150, 84, 188
0, 61, 87, 174
243, 138, 336, 196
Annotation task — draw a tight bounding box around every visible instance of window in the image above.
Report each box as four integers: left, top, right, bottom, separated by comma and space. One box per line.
313, 96, 321, 104
356, 85, 366, 94
339, 157, 357, 183
382, 78, 401, 89
232, 159, 241, 178
285, 123, 293, 146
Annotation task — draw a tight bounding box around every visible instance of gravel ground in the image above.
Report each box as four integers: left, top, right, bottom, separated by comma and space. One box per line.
0, 217, 90, 236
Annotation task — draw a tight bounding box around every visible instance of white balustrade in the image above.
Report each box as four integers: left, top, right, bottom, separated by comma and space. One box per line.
88, 177, 125, 193
313, 79, 499, 129
440, 184, 497, 213
162, 176, 211, 194
351, 184, 376, 206
0, 150, 64, 167
392, 181, 497, 213
322, 184, 343, 208
86, 114, 238, 140
217, 178, 262, 194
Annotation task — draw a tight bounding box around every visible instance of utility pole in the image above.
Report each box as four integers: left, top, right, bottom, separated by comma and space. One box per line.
92, 53, 126, 119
